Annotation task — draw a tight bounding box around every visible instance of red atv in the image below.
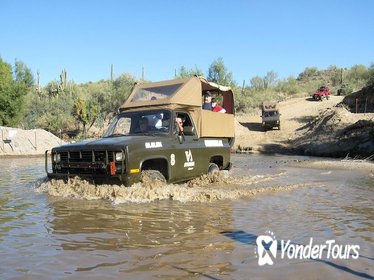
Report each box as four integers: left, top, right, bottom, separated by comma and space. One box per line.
312, 86, 331, 101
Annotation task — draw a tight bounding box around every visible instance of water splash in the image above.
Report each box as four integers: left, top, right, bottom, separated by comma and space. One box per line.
35, 172, 306, 204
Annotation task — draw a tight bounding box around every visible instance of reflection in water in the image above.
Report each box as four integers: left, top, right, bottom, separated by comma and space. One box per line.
0, 155, 373, 279
48, 198, 234, 251
45, 197, 238, 278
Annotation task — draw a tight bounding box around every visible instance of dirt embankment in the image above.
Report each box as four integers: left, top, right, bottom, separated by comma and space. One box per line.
0, 126, 64, 156
292, 105, 374, 157
235, 95, 374, 158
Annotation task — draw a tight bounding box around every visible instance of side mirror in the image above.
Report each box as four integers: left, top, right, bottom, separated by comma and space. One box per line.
183, 126, 195, 136
177, 134, 185, 144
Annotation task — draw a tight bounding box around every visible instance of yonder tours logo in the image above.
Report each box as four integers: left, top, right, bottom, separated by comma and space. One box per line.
255, 231, 278, 266
255, 231, 360, 266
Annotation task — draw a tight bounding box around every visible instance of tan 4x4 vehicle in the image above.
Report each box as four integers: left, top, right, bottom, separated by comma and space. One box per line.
261, 101, 280, 130
46, 76, 235, 186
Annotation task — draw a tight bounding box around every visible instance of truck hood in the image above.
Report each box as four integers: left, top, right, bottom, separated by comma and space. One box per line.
53, 135, 166, 151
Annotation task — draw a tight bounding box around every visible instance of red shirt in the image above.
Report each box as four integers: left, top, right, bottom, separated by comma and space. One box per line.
212, 105, 224, 112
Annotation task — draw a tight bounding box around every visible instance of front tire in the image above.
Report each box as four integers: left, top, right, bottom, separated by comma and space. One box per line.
208, 163, 219, 174
140, 170, 166, 183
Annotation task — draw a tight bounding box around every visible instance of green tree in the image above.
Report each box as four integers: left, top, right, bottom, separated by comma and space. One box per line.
0, 58, 13, 125
297, 67, 319, 81
0, 58, 34, 126
250, 76, 264, 90
263, 71, 278, 89
345, 64, 369, 90
249, 71, 278, 90
112, 73, 137, 111
14, 60, 34, 87
275, 76, 300, 95
72, 97, 101, 134
175, 66, 204, 78
207, 57, 235, 87
367, 63, 374, 87
327, 65, 342, 87
24, 88, 75, 134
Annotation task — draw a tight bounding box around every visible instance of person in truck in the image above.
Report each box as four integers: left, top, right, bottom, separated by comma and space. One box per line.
202, 91, 213, 110
211, 98, 226, 113
136, 117, 152, 133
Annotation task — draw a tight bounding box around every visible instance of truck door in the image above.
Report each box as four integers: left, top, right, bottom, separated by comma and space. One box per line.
169, 112, 205, 181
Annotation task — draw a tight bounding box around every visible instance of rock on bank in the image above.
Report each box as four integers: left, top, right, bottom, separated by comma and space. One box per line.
0, 126, 64, 156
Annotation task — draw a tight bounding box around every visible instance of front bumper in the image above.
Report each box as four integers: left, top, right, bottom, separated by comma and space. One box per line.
262, 120, 280, 128
45, 149, 137, 186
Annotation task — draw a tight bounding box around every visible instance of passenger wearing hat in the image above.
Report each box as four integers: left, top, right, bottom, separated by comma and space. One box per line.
212, 98, 226, 113
202, 91, 213, 110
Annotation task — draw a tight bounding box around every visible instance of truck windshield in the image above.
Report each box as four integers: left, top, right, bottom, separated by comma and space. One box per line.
130, 83, 183, 103
103, 110, 171, 137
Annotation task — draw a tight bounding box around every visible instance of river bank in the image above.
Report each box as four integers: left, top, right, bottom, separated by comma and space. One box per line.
235, 95, 374, 159
1, 95, 373, 159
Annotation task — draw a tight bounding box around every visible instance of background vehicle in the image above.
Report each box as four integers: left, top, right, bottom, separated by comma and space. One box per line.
337, 84, 346, 96
312, 86, 331, 101
46, 77, 235, 186
261, 101, 280, 130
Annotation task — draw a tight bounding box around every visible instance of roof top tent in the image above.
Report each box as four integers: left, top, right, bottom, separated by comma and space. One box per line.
120, 76, 235, 138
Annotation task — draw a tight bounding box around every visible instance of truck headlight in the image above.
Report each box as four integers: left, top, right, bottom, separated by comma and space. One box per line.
53, 153, 61, 163
115, 152, 124, 161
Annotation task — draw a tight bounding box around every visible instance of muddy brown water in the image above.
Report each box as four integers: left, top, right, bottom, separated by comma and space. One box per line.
0, 154, 373, 279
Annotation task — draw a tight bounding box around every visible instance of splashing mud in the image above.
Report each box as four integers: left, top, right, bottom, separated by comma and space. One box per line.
35, 172, 306, 203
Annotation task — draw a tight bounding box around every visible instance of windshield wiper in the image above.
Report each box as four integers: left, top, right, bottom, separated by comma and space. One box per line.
135, 132, 157, 137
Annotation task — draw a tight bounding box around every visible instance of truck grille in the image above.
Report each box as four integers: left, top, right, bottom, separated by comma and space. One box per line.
53, 150, 124, 176
59, 151, 115, 163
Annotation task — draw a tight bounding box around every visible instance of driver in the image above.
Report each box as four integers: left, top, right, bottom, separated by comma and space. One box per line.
136, 117, 151, 133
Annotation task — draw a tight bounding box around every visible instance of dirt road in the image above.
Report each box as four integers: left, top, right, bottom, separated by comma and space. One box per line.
235, 95, 345, 152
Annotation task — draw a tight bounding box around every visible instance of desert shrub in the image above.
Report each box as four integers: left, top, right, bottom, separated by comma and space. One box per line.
24, 88, 75, 134
275, 77, 300, 96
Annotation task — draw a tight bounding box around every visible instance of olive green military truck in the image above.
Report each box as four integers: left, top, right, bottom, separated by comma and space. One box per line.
46, 76, 235, 186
